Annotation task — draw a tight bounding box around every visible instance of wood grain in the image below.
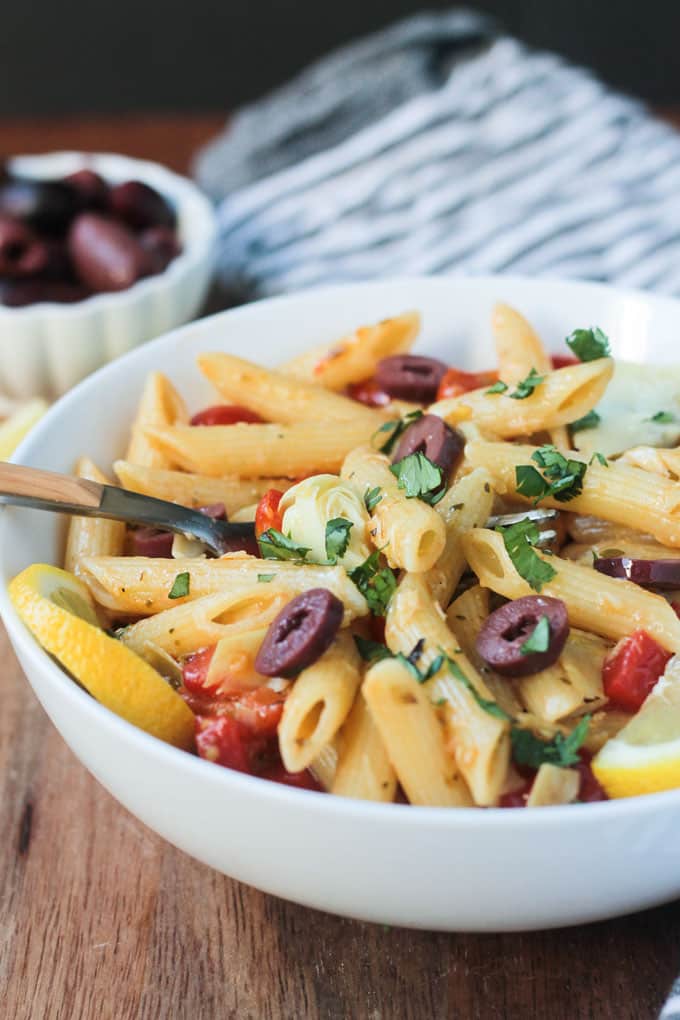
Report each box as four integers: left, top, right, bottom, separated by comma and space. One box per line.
2, 113, 680, 1020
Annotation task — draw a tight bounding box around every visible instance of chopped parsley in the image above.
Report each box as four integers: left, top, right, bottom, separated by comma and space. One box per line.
349, 550, 397, 616
354, 635, 443, 682
520, 615, 550, 655
515, 444, 587, 505
372, 409, 423, 455
589, 452, 608, 468
168, 571, 190, 600
497, 517, 557, 593
570, 410, 601, 433
258, 528, 310, 561
325, 518, 353, 563
364, 486, 383, 512
565, 327, 610, 362
509, 368, 544, 400
354, 635, 393, 664
390, 451, 445, 505
257, 573, 275, 583
648, 410, 677, 424
442, 653, 511, 720
486, 380, 509, 395
511, 715, 591, 769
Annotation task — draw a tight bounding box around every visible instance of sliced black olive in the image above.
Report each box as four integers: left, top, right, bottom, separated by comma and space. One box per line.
594, 556, 680, 590
392, 413, 465, 483
374, 355, 448, 403
476, 595, 569, 678
255, 589, 343, 678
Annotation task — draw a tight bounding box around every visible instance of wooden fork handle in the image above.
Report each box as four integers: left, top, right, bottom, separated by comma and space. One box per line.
0, 462, 103, 509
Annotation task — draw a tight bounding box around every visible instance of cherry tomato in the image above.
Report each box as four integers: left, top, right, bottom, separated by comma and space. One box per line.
602, 630, 671, 712
195, 714, 270, 774
346, 378, 391, 407
573, 755, 607, 802
255, 488, 284, 537
436, 368, 497, 401
230, 687, 286, 737
499, 779, 532, 808
183, 645, 218, 697
261, 761, 324, 791
190, 404, 263, 426
550, 354, 579, 370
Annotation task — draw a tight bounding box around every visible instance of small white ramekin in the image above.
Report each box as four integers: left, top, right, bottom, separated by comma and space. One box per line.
0, 151, 218, 399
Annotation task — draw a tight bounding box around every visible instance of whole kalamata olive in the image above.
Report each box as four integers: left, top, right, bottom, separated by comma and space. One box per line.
255, 589, 343, 678
594, 556, 680, 590
393, 413, 465, 482
64, 169, 110, 210
476, 595, 569, 678
109, 180, 176, 230
138, 225, 181, 274
0, 178, 80, 233
68, 213, 151, 291
0, 279, 90, 306
374, 355, 448, 402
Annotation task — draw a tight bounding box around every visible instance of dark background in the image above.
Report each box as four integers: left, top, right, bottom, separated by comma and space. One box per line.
1, 1, 679, 116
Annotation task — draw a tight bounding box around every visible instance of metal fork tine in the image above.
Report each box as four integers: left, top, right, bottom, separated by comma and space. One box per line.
485, 508, 558, 528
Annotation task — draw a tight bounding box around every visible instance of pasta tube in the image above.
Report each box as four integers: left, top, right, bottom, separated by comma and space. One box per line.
385, 576, 511, 806
197, 352, 388, 426
281, 311, 420, 390
362, 657, 472, 807
113, 461, 292, 514
125, 372, 187, 467
526, 764, 579, 807
145, 421, 377, 477
341, 445, 446, 572
467, 439, 680, 548
65, 458, 125, 573
278, 632, 362, 772
79, 555, 369, 617
331, 693, 396, 801
462, 528, 680, 652
429, 358, 613, 438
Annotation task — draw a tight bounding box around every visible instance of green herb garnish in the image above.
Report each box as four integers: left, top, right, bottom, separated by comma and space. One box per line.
257, 573, 275, 583
509, 368, 544, 400
497, 517, 557, 593
373, 409, 423, 455
565, 327, 610, 362
354, 635, 393, 664
570, 410, 601, 433
258, 528, 310, 561
364, 486, 383, 512
325, 518, 353, 563
168, 571, 190, 600
589, 452, 609, 468
511, 715, 591, 768
390, 451, 445, 505
515, 444, 587, 505
349, 550, 397, 616
442, 653, 511, 720
486, 380, 509, 395
648, 411, 677, 424
520, 615, 550, 655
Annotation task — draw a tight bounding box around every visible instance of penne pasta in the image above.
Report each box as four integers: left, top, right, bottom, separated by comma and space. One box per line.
331, 693, 397, 801
145, 420, 378, 477
281, 311, 420, 390
517, 630, 610, 723
198, 352, 389, 425
79, 555, 369, 618
341, 445, 446, 572
362, 657, 472, 807
526, 763, 580, 807
462, 528, 680, 652
617, 445, 680, 479
125, 372, 187, 468
429, 358, 613, 438
64, 457, 126, 574
466, 439, 680, 548
113, 461, 293, 514
278, 632, 362, 772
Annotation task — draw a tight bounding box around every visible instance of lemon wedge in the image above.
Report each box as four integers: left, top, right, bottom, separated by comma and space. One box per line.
9, 564, 195, 749
593, 656, 680, 797
0, 399, 48, 460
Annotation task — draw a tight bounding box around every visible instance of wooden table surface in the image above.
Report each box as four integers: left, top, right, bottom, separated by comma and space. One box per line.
2, 114, 680, 1020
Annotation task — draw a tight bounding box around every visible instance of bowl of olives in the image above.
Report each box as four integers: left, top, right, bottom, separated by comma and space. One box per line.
0, 152, 217, 399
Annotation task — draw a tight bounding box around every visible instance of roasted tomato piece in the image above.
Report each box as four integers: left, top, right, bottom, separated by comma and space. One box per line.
574, 756, 607, 802
436, 368, 497, 401
229, 687, 286, 737
255, 488, 284, 537
190, 404, 263, 426
499, 779, 532, 808
602, 630, 671, 713
182, 645, 218, 697
195, 715, 270, 774
261, 761, 324, 791
346, 378, 391, 407
550, 354, 579, 370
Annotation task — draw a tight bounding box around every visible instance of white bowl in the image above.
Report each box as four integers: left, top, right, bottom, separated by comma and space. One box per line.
0, 151, 217, 399
2, 275, 680, 932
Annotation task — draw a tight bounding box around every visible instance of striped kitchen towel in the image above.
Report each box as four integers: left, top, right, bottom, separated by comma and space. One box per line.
194, 8, 680, 303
